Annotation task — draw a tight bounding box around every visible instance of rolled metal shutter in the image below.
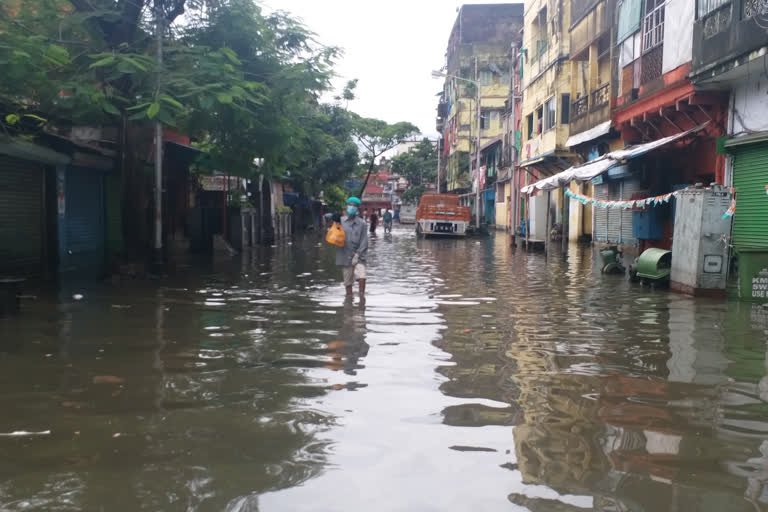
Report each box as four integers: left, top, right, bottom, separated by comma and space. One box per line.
0, 156, 43, 276
606, 182, 621, 244
620, 178, 640, 247
732, 144, 768, 249
63, 167, 104, 277
594, 184, 608, 242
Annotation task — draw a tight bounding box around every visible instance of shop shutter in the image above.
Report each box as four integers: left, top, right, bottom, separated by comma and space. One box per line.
594, 184, 608, 242
0, 156, 43, 276
732, 144, 768, 249
606, 182, 621, 243
620, 178, 640, 247
63, 167, 104, 277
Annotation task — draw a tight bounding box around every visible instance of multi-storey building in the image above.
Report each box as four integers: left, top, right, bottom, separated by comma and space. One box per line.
437, 3, 524, 212
691, 0, 768, 302
564, 0, 619, 242
519, 0, 728, 254
519, 0, 581, 236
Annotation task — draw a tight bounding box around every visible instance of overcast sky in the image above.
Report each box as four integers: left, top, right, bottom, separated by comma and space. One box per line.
264, 0, 519, 138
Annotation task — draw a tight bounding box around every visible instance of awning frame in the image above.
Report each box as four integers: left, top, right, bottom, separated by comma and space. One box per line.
521, 123, 708, 194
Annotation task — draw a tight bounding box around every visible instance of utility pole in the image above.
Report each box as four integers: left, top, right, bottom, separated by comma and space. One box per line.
153, 0, 164, 268
474, 56, 482, 229
436, 137, 441, 193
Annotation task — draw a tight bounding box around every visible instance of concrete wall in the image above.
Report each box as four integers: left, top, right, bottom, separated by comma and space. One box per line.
521, 62, 574, 162
521, 0, 574, 163
732, 77, 768, 134
495, 181, 512, 228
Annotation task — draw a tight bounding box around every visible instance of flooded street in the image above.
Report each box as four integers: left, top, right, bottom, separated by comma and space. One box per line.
1, 229, 768, 511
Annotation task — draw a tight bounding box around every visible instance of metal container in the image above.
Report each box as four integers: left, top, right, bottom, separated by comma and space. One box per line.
670, 184, 732, 294
636, 248, 672, 282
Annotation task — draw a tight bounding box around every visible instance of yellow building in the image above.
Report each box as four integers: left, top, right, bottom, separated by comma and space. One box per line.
520, 0, 580, 235
437, 4, 524, 195
565, 0, 620, 242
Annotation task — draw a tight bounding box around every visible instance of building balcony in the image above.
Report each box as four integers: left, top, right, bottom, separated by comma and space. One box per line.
570, 83, 611, 136
692, 1, 768, 84
569, 0, 609, 60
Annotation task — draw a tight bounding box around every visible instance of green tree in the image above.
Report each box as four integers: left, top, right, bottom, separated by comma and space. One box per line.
400, 185, 426, 205
323, 184, 347, 214
351, 115, 418, 197
391, 137, 437, 187
1, 0, 342, 252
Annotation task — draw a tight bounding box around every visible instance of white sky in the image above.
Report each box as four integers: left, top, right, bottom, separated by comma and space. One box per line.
264, 0, 519, 138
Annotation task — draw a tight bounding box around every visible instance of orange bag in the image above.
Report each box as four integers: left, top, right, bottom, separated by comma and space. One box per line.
325, 222, 346, 247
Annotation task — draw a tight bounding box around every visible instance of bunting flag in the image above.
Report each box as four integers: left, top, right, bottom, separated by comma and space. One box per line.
722, 187, 736, 220
564, 187, 737, 219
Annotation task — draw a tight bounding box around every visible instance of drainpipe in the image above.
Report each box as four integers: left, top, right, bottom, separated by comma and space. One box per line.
475, 57, 482, 229
437, 137, 441, 193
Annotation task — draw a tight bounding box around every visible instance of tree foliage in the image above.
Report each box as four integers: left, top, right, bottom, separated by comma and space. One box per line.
391, 137, 437, 187
351, 115, 418, 196
400, 185, 426, 205
0, 0, 420, 253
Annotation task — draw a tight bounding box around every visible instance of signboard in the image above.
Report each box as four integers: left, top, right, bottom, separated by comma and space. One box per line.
200, 175, 239, 191
753, 268, 768, 300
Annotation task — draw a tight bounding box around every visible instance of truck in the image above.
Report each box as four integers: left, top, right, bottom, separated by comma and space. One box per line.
415, 194, 470, 237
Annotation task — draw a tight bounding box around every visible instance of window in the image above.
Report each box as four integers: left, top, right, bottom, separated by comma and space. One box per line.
480, 111, 489, 130
698, 0, 729, 18
490, 110, 500, 126
545, 97, 556, 131
536, 105, 544, 134
642, 0, 665, 52
478, 71, 493, 86
531, 6, 548, 62
527, 114, 534, 139
561, 94, 571, 124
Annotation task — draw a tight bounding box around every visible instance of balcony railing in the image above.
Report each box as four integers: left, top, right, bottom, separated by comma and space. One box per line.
744, 0, 768, 18
590, 83, 610, 110
572, 95, 589, 120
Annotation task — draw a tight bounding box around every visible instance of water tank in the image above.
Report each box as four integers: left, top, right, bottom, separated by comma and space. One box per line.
670, 184, 733, 295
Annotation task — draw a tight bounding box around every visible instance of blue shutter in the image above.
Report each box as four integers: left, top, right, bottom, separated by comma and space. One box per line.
62, 167, 105, 277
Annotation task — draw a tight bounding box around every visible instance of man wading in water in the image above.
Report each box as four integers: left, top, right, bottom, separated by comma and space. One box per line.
336, 197, 368, 298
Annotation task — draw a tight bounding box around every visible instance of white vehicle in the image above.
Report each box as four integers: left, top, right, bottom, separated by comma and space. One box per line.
399, 204, 418, 224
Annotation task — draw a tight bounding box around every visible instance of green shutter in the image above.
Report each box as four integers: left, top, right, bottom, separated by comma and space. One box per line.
617, 0, 643, 44
732, 144, 768, 250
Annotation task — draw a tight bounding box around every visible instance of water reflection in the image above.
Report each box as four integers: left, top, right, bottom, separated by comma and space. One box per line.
1, 231, 767, 511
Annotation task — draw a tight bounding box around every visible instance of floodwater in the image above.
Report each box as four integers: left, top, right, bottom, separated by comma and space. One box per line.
1, 229, 767, 512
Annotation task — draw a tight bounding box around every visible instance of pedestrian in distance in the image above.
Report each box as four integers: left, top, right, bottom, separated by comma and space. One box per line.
369, 209, 378, 234
383, 209, 393, 233
336, 197, 368, 298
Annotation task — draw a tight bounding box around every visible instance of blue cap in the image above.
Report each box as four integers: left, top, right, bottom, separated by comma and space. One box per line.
346, 196, 361, 205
